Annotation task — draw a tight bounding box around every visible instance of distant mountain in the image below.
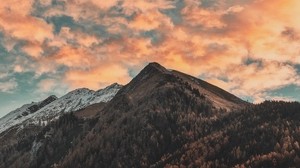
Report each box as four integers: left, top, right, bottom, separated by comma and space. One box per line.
1, 62, 300, 168
0, 83, 122, 135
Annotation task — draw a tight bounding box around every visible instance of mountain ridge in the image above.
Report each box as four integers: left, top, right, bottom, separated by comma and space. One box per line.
0, 83, 122, 135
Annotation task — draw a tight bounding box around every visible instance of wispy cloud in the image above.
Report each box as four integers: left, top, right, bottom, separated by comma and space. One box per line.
0, 79, 17, 93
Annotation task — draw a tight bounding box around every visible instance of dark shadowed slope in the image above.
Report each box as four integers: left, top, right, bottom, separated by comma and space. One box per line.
107, 62, 247, 113
172, 70, 246, 110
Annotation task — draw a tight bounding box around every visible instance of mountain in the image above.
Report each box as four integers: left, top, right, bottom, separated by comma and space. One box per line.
0, 83, 122, 142
56, 62, 248, 167
1, 62, 300, 168
105, 62, 247, 115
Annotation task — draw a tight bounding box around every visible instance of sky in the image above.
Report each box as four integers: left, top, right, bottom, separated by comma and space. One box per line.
1, 0, 300, 117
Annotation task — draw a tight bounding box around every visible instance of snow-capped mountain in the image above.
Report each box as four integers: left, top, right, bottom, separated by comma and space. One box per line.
0, 83, 122, 134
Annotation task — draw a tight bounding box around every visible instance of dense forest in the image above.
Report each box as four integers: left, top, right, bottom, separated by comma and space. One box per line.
1, 101, 300, 168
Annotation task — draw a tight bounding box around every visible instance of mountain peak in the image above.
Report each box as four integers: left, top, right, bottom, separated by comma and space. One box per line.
144, 62, 168, 73
134, 62, 169, 79
115, 62, 169, 96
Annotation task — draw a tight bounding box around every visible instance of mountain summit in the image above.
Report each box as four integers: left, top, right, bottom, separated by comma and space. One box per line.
142, 62, 170, 73
115, 62, 246, 113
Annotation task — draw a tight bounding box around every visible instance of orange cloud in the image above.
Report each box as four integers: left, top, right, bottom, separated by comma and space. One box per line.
182, 6, 225, 29
217, 0, 300, 64
64, 63, 131, 90
0, 0, 53, 58
3, 0, 300, 103
44, 0, 118, 21
53, 46, 96, 69
56, 0, 300, 101
225, 61, 299, 102
91, 0, 119, 9
13, 65, 23, 73
0, 0, 33, 16
122, 0, 175, 13
22, 42, 44, 58
0, 13, 53, 44
129, 10, 173, 31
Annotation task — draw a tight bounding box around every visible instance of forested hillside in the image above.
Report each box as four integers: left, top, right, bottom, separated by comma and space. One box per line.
2, 101, 300, 168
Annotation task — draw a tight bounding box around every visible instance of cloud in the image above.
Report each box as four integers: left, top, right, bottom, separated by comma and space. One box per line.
0, 0, 33, 16
22, 42, 44, 58
181, 5, 225, 29
0, 72, 8, 79
64, 63, 131, 90
0, 13, 53, 43
52, 46, 96, 69
0, 79, 17, 93
39, 0, 52, 6
226, 5, 244, 13
0, 63, 19, 93
129, 10, 174, 31
0, 0, 53, 58
13, 65, 23, 73
122, 0, 176, 13
231, 62, 299, 95
2, 0, 300, 103
57, 27, 100, 47
35, 78, 70, 99
38, 79, 57, 93
90, 0, 119, 9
